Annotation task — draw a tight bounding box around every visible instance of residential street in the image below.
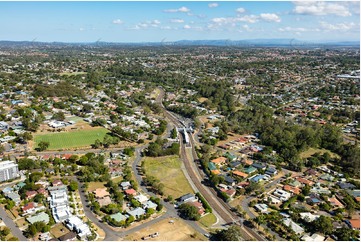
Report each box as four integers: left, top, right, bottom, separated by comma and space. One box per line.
0, 205, 28, 241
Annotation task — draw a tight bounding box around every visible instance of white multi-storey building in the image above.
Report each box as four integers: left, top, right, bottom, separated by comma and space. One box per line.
0, 160, 19, 182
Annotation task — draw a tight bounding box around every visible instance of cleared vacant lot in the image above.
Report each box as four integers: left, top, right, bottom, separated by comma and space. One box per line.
143, 155, 194, 199
124, 218, 206, 241
34, 127, 109, 150
299, 147, 339, 159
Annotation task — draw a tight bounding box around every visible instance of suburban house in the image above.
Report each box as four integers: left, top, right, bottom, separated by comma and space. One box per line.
244, 166, 257, 174
265, 167, 277, 176
252, 163, 267, 170
254, 203, 268, 213
273, 189, 291, 201
301, 233, 325, 242
26, 190, 38, 200
299, 212, 320, 223
187, 201, 205, 216
283, 185, 301, 195
65, 216, 92, 239
110, 212, 128, 223
232, 170, 248, 179
22, 202, 36, 214
93, 188, 110, 199
328, 197, 344, 209
120, 181, 131, 190
27, 211, 50, 225
127, 207, 146, 219
211, 157, 227, 167
296, 177, 314, 186
346, 219, 360, 230
124, 189, 137, 196
48, 185, 71, 222
283, 218, 305, 235
178, 193, 197, 205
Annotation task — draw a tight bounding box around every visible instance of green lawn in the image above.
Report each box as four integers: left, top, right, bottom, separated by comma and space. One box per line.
34, 128, 109, 150
143, 155, 194, 199
198, 213, 217, 228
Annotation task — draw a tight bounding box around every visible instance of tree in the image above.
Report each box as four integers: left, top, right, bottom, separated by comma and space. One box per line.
52, 111, 65, 121
37, 141, 50, 151
0, 145, 4, 154
213, 225, 243, 241
68, 181, 78, 192
178, 203, 201, 221
171, 128, 178, 139
312, 215, 333, 235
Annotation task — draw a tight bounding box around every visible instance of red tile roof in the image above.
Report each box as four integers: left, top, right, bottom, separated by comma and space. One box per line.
349, 219, 360, 229
211, 157, 227, 164
125, 189, 137, 195
232, 170, 248, 178
22, 202, 35, 212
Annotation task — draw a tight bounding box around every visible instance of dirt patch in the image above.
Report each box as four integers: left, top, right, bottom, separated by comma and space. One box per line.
124, 218, 206, 241
15, 217, 27, 228
50, 223, 70, 239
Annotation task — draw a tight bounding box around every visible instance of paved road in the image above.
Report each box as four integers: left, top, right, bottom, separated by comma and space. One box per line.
76, 179, 120, 241
0, 206, 28, 241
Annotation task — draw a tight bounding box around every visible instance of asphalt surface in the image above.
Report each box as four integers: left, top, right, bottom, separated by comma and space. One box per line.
0, 206, 28, 241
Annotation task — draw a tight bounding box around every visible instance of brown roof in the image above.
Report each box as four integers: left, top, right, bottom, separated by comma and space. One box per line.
349, 219, 360, 229
242, 159, 253, 166
93, 188, 110, 198
232, 171, 248, 178
211, 157, 227, 164
296, 177, 314, 186
283, 185, 301, 195
211, 170, 221, 175
26, 190, 38, 198
328, 197, 344, 208
52, 180, 63, 186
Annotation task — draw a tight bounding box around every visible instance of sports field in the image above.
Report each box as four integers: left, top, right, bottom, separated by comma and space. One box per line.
34, 127, 109, 150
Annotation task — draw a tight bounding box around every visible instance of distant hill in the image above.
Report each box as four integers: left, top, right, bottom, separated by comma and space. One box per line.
0, 39, 359, 48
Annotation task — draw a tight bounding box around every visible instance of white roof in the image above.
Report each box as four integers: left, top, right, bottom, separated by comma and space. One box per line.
300, 212, 320, 223
283, 218, 305, 234
301, 233, 325, 242
134, 194, 148, 204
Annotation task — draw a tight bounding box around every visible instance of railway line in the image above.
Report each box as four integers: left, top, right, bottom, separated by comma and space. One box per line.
157, 88, 265, 241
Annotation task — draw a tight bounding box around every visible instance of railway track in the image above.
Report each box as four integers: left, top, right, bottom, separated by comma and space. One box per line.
158, 88, 265, 241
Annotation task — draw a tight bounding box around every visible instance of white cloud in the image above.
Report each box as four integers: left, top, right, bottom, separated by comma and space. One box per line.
243, 24, 251, 31
212, 17, 228, 24
236, 7, 246, 14
183, 25, 191, 29
319, 21, 357, 31
293, 2, 352, 17
237, 15, 259, 23
171, 19, 185, 23
112, 19, 124, 25
208, 3, 218, 8
279, 27, 307, 32
164, 6, 190, 13
260, 13, 281, 22
79, 28, 85, 31
130, 20, 161, 30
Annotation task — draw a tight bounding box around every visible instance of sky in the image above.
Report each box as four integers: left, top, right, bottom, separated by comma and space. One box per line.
0, 1, 359, 43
